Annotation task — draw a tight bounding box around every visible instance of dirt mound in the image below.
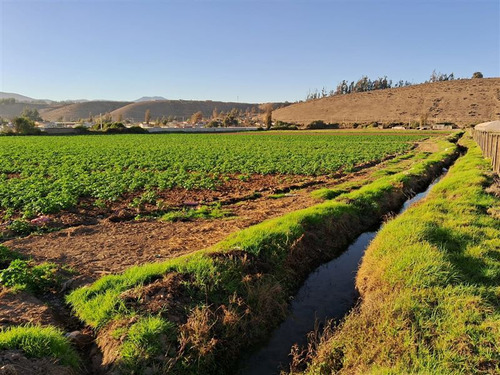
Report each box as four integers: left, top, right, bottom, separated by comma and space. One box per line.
273, 78, 500, 127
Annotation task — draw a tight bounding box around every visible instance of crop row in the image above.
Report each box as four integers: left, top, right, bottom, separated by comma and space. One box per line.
0, 133, 424, 216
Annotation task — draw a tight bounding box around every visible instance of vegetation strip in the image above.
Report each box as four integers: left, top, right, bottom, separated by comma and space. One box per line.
295, 135, 499, 374
64, 134, 460, 374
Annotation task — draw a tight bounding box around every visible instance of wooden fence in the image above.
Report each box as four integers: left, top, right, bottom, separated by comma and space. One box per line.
473, 129, 500, 175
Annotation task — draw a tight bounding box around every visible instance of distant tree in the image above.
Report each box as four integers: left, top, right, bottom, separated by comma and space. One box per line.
117, 113, 123, 122
0, 98, 16, 104
206, 120, 221, 128
190, 111, 203, 124
229, 108, 240, 118
259, 103, 273, 130
145, 109, 151, 124
472, 71, 483, 79
13, 117, 40, 134
21, 107, 42, 121
429, 70, 454, 82
212, 107, 218, 119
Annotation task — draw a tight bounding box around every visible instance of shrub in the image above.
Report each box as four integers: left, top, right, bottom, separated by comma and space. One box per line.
306, 120, 339, 129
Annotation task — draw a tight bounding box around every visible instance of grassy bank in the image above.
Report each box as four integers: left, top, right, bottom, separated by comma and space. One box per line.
296, 135, 499, 374
66, 135, 460, 374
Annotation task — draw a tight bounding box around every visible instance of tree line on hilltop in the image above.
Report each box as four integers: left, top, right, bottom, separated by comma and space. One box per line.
305, 71, 484, 101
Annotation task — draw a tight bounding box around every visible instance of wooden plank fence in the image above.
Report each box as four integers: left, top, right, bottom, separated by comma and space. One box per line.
473, 129, 500, 175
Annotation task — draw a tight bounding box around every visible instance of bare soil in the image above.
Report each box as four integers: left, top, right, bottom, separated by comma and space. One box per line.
0, 289, 59, 329
0, 351, 74, 375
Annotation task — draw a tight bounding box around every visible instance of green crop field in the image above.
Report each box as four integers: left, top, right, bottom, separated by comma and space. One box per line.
0, 133, 424, 216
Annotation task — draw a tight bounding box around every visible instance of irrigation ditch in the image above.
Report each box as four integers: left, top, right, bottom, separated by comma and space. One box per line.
239, 169, 450, 375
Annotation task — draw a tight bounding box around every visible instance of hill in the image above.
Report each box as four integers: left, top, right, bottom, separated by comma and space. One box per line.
0, 103, 50, 119
110, 100, 264, 122
40, 101, 132, 121
273, 78, 500, 127
134, 96, 167, 102
0, 92, 52, 103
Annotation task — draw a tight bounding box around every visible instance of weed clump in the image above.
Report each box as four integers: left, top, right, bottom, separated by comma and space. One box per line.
0, 325, 79, 368
160, 204, 232, 222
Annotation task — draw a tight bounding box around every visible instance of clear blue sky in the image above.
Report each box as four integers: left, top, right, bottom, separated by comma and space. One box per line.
1, 0, 499, 103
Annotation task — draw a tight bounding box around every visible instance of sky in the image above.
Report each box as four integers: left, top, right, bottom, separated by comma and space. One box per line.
1, 0, 499, 103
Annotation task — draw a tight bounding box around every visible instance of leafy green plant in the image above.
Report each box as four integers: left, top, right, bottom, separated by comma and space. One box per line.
7, 219, 34, 235
0, 259, 60, 292
0, 245, 23, 267
130, 190, 158, 209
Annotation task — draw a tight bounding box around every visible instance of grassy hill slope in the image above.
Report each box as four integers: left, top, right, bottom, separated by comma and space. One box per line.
273, 78, 500, 127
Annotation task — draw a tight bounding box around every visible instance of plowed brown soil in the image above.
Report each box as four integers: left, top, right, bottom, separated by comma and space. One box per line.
4, 191, 318, 286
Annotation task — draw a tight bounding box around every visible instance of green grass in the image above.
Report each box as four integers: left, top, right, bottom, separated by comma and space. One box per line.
65, 135, 459, 374
0, 325, 79, 368
121, 316, 177, 370
300, 135, 500, 374
160, 204, 232, 222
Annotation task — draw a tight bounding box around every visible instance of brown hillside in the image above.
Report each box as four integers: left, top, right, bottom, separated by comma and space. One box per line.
273, 78, 500, 127
40, 101, 132, 121
0, 103, 50, 119
110, 100, 263, 122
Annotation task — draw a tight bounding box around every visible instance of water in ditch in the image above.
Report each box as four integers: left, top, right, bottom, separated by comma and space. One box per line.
239, 170, 448, 375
